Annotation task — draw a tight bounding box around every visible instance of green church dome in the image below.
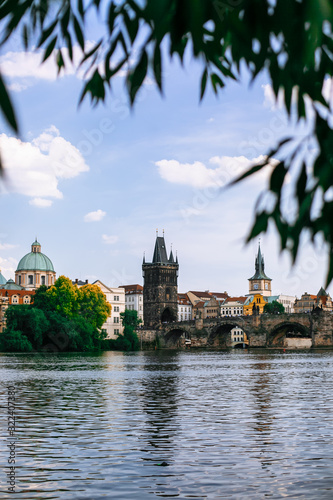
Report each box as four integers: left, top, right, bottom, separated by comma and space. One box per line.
16, 240, 55, 272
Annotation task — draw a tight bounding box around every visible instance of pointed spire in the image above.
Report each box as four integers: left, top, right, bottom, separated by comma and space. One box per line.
143, 251, 145, 264
169, 244, 175, 263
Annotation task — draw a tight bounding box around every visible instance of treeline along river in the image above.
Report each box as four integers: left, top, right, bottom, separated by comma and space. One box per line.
0, 349, 333, 499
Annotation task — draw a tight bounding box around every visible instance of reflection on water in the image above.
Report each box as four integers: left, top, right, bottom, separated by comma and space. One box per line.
1, 350, 333, 499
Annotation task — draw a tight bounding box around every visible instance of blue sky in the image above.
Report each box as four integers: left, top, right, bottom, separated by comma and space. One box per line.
0, 30, 330, 299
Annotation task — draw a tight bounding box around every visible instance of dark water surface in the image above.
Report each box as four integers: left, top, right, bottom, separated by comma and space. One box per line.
0, 349, 333, 499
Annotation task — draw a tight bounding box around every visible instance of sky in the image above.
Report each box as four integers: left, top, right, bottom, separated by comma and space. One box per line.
0, 18, 331, 299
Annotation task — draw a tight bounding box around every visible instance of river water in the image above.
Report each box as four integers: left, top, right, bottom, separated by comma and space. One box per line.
0, 349, 333, 499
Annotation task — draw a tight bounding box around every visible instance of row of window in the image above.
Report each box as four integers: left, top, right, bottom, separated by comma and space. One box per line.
18, 275, 47, 285
221, 309, 242, 315
180, 307, 191, 312
6, 296, 31, 304
127, 296, 142, 302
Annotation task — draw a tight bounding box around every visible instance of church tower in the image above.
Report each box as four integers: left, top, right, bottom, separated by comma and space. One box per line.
142, 232, 179, 328
248, 243, 272, 296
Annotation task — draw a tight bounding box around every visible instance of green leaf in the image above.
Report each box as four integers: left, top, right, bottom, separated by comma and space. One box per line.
127, 50, 148, 104
210, 72, 224, 93
200, 68, 208, 100
42, 35, 57, 62
153, 43, 162, 91
0, 72, 18, 132
56, 49, 65, 74
73, 15, 84, 50
37, 20, 57, 48
269, 161, 286, 194
80, 40, 103, 65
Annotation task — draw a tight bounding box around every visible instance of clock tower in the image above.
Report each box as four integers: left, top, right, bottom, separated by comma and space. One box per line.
248, 243, 272, 296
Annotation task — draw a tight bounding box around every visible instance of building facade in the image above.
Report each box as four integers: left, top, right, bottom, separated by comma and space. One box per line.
221, 297, 247, 316
294, 292, 317, 313
121, 284, 144, 322
142, 234, 179, 328
0, 277, 35, 332
243, 293, 268, 315
93, 280, 125, 338
15, 239, 56, 290
177, 293, 192, 321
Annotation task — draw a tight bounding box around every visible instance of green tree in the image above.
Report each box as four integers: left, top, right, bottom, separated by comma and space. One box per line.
4, 305, 49, 349
46, 275, 78, 318
108, 309, 141, 351
264, 300, 285, 314
76, 284, 111, 330
0, 329, 33, 352
2, 1, 333, 282
33, 284, 54, 312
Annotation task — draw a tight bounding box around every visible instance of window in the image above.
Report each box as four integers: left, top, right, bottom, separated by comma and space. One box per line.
265, 283, 268, 290
254, 283, 258, 290
114, 317, 119, 323
23, 296, 30, 304
41, 276, 45, 285
12, 296, 18, 304
114, 329, 119, 335
28, 275, 33, 285
18, 276, 21, 285
114, 295, 119, 301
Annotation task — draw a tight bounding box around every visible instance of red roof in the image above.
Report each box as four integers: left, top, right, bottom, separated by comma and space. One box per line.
120, 284, 143, 294
189, 291, 214, 299
193, 301, 205, 309
178, 293, 191, 305
224, 296, 247, 304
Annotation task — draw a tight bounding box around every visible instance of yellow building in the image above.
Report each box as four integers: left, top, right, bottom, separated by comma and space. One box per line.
243, 293, 268, 315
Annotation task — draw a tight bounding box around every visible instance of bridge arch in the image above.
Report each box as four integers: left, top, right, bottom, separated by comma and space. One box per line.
164, 327, 191, 347
209, 321, 250, 348
267, 321, 311, 347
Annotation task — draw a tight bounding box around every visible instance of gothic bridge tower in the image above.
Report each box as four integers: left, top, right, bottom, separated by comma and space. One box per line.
142, 233, 179, 328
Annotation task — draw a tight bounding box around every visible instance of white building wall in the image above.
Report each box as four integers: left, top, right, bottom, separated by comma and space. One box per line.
125, 292, 144, 322
178, 304, 192, 321
277, 295, 296, 313
94, 281, 125, 339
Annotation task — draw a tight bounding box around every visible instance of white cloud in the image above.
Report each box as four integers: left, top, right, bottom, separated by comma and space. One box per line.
0, 243, 17, 250
8, 81, 29, 92
0, 46, 87, 82
84, 209, 106, 222
29, 198, 53, 208
262, 83, 285, 110
156, 155, 271, 189
0, 256, 17, 278
0, 43, 96, 87
102, 234, 119, 245
0, 127, 89, 203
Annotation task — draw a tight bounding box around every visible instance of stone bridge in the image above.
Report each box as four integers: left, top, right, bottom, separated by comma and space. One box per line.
149, 311, 333, 349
